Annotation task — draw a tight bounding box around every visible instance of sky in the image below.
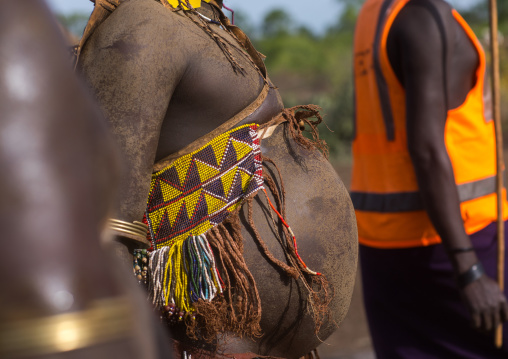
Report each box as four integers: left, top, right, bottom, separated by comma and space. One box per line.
45, 0, 341, 34
45, 0, 480, 35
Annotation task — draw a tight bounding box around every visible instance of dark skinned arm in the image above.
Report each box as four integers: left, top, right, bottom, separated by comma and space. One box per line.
79, 0, 186, 231
77, 2, 189, 273
388, 1, 508, 332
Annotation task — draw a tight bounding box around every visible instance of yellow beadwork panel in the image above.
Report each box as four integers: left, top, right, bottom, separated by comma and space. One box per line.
145, 124, 264, 249
166, 0, 211, 10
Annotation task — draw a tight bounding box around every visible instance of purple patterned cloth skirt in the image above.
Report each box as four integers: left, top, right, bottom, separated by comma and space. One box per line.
360, 221, 508, 359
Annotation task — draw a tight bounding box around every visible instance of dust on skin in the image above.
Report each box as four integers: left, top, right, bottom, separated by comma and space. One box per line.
79, 0, 358, 357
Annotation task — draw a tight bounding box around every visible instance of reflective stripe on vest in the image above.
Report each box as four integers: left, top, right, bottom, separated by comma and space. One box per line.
352, 173, 503, 212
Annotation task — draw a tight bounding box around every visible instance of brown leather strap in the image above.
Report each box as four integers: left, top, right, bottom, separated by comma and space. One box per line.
210, 3, 267, 79
206, 0, 221, 8
94, 0, 121, 11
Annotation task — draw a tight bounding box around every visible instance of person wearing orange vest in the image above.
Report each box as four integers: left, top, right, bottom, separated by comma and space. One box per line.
352, 0, 508, 357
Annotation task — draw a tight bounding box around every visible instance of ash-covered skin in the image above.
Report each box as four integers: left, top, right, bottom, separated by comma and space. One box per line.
79, 0, 357, 357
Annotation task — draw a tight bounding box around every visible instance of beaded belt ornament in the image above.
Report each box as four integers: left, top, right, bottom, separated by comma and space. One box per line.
144, 124, 263, 315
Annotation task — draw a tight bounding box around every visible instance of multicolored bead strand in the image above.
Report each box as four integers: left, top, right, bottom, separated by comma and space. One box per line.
133, 249, 149, 284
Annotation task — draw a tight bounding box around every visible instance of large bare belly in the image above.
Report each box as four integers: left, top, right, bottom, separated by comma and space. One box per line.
221, 124, 358, 358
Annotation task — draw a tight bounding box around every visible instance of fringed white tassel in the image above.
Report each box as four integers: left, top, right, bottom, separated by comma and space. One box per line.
146, 235, 223, 314
149, 246, 170, 308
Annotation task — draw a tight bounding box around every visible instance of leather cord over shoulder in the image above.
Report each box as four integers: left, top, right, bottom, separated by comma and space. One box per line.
95, 0, 122, 11
210, 3, 267, 79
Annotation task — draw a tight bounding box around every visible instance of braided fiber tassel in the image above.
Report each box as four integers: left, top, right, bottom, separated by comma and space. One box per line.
148, 236, 223, 316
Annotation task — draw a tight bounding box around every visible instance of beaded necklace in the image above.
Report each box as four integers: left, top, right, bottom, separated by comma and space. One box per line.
166, 0, 211, 10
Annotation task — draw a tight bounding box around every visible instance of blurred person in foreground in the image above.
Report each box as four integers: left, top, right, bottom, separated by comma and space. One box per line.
351, 0, 508, 357
0, 1, 172, 358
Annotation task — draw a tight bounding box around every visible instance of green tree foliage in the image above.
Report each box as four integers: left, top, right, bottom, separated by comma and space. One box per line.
261, 9, 292, 38
459, 1, 508, 133
335, 0, 364, 12
57, 13, 89, 37
460, 0, 508, 33
232, 11, 256, 39
252, 2, 508, 162
329, 0, 364, 34
255, 7, 362, 161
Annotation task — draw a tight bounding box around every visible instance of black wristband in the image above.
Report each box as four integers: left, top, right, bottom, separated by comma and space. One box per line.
457, 262, 486, 289
449, 247, 475, 254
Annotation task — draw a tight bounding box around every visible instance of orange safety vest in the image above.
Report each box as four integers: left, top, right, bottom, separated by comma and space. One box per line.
351, 0, 508, 249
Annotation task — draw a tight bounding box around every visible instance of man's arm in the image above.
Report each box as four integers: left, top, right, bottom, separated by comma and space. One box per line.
389, 1, 508, 331
79, 0, 187, 225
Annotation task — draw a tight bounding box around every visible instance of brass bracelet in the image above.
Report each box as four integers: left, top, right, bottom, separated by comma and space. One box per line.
0, 297, 133, 358
107, 218, 150, 248
110, 219, 148, 231
109, 219, 148, 236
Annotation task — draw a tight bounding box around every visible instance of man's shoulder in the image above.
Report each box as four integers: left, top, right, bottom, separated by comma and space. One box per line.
393, 0, 456, 38
81, 0, 192, 76
99, 0, 187, 47
397, 0, 454, 24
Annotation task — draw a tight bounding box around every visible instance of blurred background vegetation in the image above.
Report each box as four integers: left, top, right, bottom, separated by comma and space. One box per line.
59, 0, 508, 167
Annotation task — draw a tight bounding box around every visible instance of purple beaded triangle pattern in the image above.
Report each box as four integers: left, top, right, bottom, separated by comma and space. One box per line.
139, 124, 264, 321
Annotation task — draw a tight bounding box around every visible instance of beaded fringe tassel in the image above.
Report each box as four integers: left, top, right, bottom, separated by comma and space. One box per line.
148, 235, 223, 316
